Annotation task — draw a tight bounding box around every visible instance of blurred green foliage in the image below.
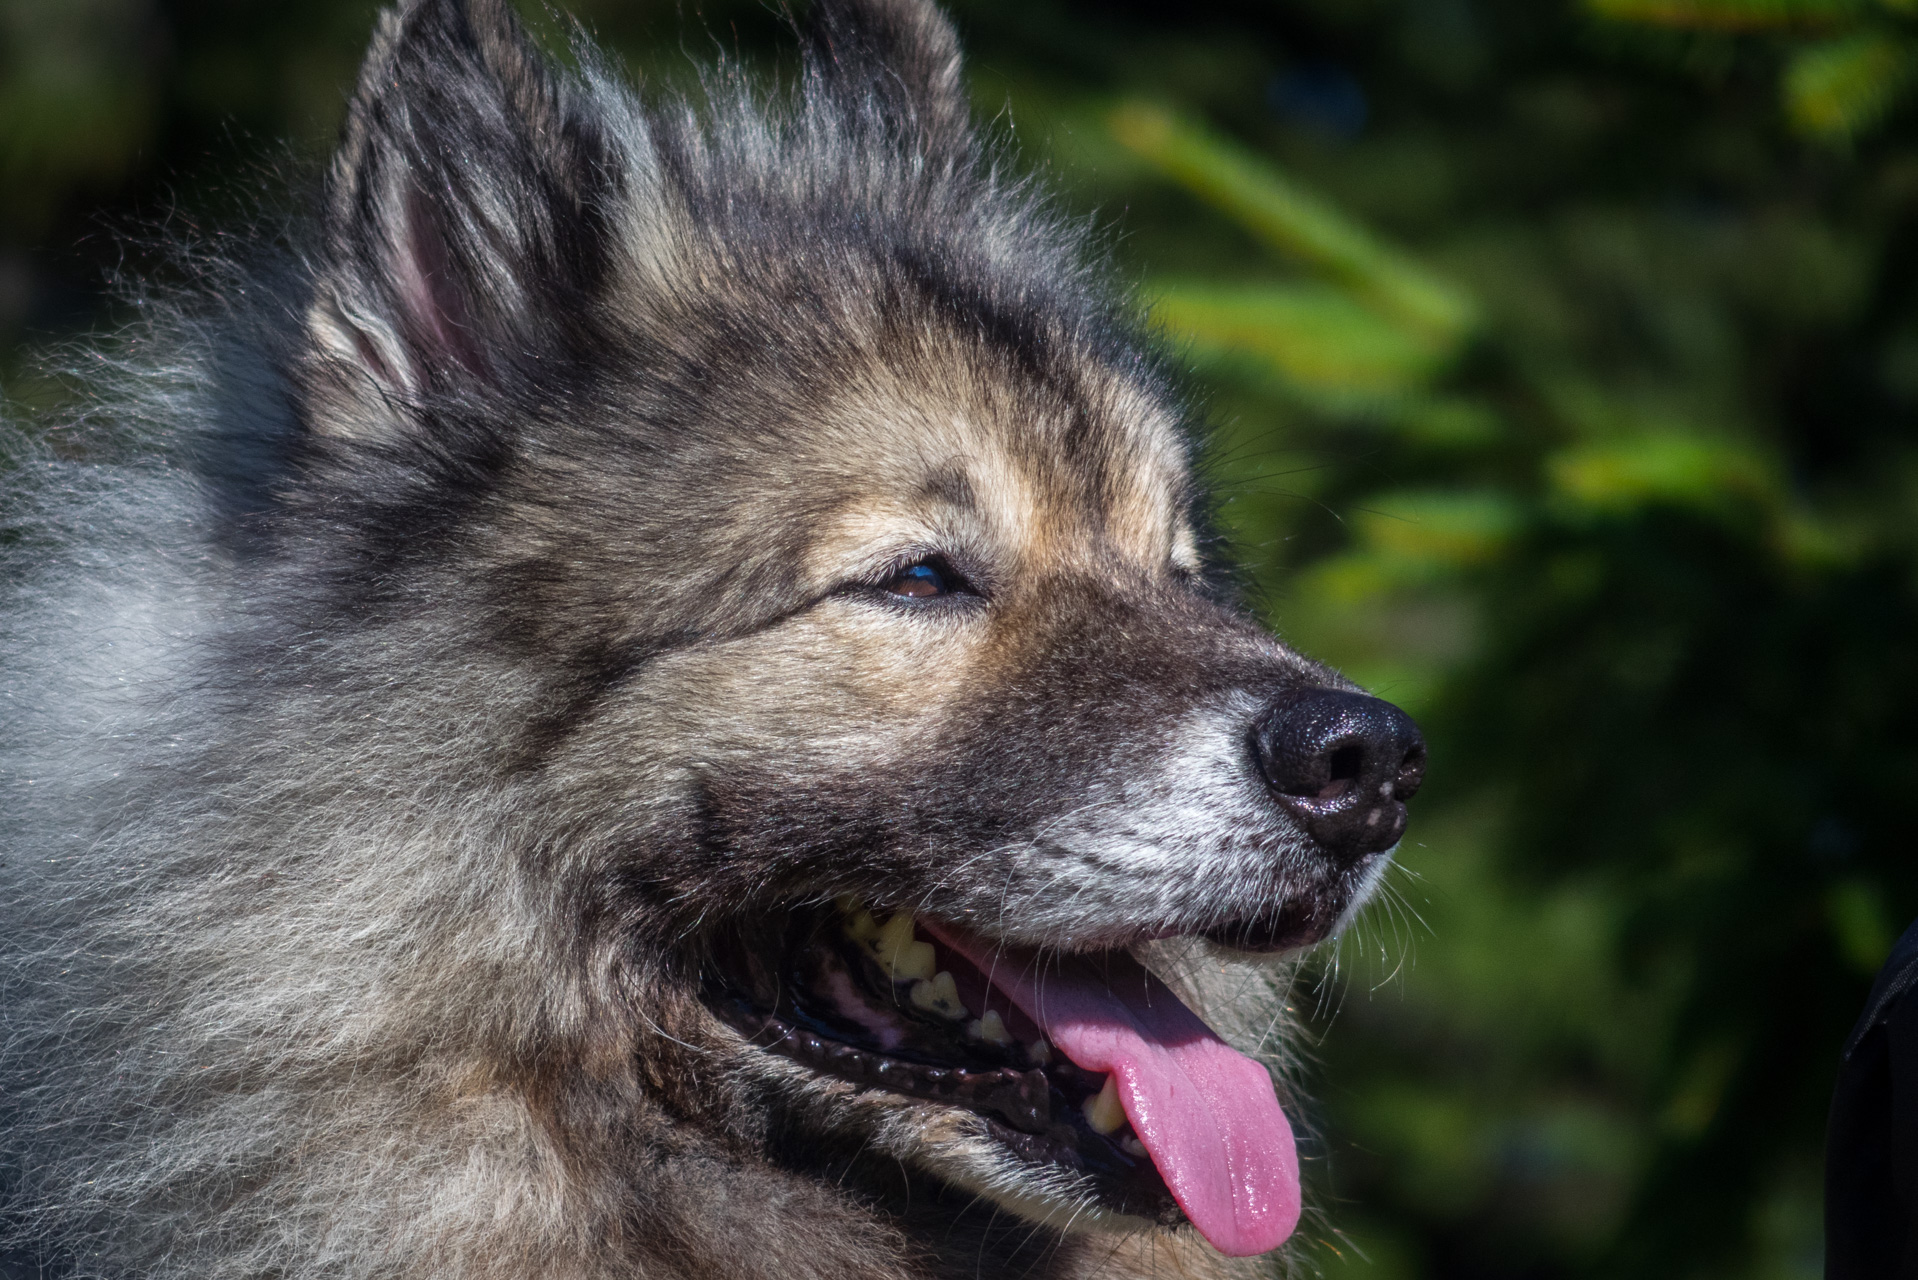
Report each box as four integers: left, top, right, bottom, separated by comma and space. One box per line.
4, 1, 1917, 1278
1590, 0, 1918, 142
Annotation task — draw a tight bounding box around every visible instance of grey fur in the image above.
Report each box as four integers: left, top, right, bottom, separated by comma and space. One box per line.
0, 2, 1394, 1276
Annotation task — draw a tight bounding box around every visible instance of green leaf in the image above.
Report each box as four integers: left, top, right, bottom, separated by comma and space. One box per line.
1827, 878, 1896, 975
1297, 490, 1523, 604
1661, 1039, 1742, 1137
1149, 281, 1450, 393
1587, 0, 1865, 29
1111, 101, 1479, 347
1351, 490, 1525, 568
1547, 435, 1779, 514
1784, 30, 1918, 139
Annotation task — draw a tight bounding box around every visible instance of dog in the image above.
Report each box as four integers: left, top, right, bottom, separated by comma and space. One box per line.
0, 1, 1425, 1276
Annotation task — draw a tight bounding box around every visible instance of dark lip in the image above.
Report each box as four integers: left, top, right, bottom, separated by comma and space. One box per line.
1198, 896, 1345, 953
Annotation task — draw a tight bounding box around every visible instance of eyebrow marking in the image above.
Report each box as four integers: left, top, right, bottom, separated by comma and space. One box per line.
917, 465, 978, 512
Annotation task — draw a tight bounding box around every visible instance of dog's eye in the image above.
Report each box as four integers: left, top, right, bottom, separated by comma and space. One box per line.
883, 559, 964, 599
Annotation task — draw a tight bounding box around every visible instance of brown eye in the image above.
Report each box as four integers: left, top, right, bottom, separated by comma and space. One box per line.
883, 559, 964, 598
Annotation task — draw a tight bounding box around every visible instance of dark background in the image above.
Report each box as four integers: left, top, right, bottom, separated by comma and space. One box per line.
5, 0, 1916, 1275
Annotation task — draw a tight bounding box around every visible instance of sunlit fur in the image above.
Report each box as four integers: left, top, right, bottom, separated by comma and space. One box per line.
0, 2, 1383, 1277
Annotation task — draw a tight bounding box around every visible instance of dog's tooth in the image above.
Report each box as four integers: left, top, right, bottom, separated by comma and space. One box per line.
875, 918, 937, 983
939, 972, 966, 1015
1025, 1037, 1051, 1066
872, 911, 913, 951
971, 1010, 1013, 1045
860, 913, 937, 980
1083, 1075, 1125, 1135
896, 941, 937, 982
872, 913, 914, 962
842, 903, 880, 944
909, 971, 967, 1019
1121, 1135, 1148, 1158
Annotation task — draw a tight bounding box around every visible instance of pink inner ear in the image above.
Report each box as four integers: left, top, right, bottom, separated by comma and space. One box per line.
393, 184, 489, 380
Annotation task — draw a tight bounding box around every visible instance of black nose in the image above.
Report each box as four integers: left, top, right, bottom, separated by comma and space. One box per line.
1253, 688, 1426, 863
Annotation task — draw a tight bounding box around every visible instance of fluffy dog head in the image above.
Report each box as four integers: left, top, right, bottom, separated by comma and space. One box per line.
0, 2, 1423, 1277
286, 0, 1426, 1267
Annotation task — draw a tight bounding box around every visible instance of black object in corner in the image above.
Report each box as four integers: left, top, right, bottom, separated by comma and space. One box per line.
1827, 917, 1918, 1279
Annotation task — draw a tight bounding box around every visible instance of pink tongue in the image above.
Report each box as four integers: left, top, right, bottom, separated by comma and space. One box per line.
926, 926, 1300, 1257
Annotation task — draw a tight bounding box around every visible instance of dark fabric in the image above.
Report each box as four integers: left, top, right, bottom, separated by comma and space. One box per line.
1827, 916, 1918, 1279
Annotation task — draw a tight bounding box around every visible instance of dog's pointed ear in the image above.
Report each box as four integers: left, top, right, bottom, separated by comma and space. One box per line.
805, 0, 970, 156
303, 0, 620, 439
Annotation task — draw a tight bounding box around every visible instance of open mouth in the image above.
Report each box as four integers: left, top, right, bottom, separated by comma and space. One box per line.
701, 901, 1302, 1257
